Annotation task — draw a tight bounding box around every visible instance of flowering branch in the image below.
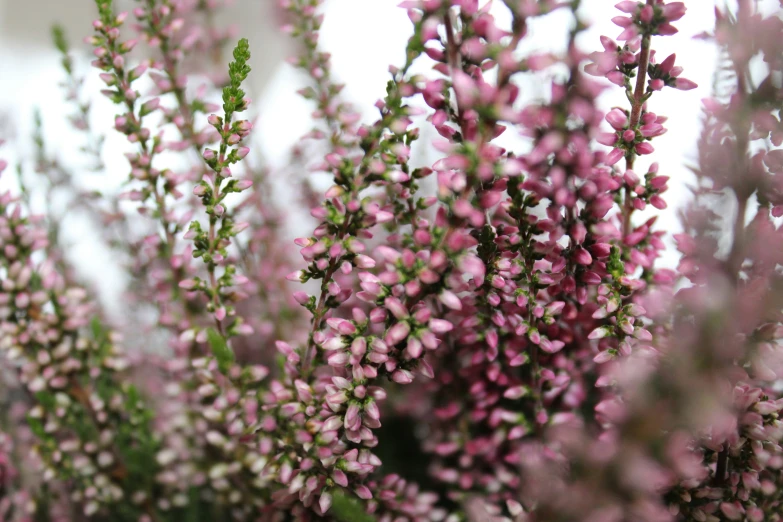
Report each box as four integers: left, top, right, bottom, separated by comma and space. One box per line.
184, 37, 254, 345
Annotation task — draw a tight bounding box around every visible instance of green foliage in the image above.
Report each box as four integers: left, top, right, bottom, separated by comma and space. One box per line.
26, 416, 46, 439
94, 0, 114, 24
90, 316, 106, 341
51, 25, 73, 76
331, 491, 377, 522
207, 327, 235, 374
51, 25, 67, 53
115, 384, 160, 501
607, 245, 626, 282
222, 38, 251, 119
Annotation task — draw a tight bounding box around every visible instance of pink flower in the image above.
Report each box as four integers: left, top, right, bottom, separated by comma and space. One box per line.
674, 78, 698, 90
662, 2, 686, 22
635, 142, 655, 155
615, 1, 639, 14
606, 108, 629, 130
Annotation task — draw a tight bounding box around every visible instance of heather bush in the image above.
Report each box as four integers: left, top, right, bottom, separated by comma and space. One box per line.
0, 0, 782, 521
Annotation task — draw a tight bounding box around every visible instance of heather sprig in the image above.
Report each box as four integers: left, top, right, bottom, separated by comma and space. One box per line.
282, 0, 361, 151
133, 0, 208, 151
90, 0, 211, 345
418, 2, 635, 513
51, 25, 104, 168
583, 0, 689, 360
90, 0, 193, 328
282, 5, 431, 380
183, 37, 254, 342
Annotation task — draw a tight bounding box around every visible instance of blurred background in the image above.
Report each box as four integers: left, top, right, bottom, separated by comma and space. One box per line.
0, 0, 772, 315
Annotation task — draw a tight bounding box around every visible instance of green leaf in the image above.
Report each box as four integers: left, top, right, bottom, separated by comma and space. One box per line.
126, 383, 140, 409
331, 491, 376, 522
206, 327, 234, 374
222, 38, 251, 118
35, 391, 56, 410
90, 317, 106, 341
607, 245, 625, 280
27, 416, 46, 439
51, 24, 68, 54
184, 487, 202, 522
94, 0, 114, 24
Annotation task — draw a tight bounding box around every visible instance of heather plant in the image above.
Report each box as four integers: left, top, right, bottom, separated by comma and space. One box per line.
0, 0, 782, 521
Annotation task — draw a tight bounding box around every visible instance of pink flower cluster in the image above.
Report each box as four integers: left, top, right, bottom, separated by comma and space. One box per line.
0, 0, 781, 521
